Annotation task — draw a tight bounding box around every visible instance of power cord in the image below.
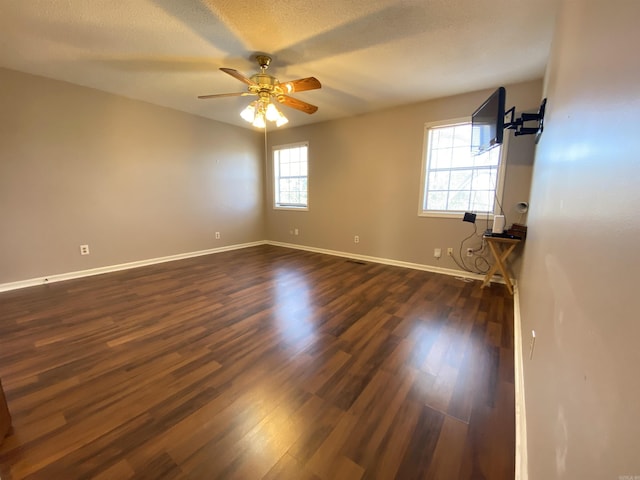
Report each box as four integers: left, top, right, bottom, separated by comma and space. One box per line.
450, 221, 491, 275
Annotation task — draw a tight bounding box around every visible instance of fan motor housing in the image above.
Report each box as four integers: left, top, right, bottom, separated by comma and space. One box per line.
249, 73, 280, 94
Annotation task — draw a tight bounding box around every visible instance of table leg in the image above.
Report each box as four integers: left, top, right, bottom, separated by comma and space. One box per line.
482, 241, 518, 295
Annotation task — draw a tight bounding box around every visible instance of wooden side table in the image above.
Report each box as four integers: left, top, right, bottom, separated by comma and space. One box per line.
481, 235, 521, 295
0, 379, 11, 445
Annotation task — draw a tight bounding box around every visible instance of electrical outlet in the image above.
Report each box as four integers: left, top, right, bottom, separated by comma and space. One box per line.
294, 228, 299, 236
434, 248, 442, 258
80, 244, 90, 255
215, 232, 221, 240
447, 247, 454, 256
466, 248, 474, 257
354, 235, 360, 244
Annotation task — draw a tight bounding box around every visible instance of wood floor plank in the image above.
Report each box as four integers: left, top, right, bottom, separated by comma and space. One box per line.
0, 245, 515, 479
305, 412, 360, 479
331, 455, 365, 480
285, 394, 345, 465
261, 452, 320, 480
362, 398, 423, 480
424, 415, 468, 479
91, 459, 136, 480
395, 404, 445, 479
343, 367, 418, 469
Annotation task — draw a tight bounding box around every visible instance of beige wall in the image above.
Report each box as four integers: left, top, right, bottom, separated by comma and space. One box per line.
0, 68, 264, 284
265, 80, 541, 273
519, 1, 640, 478
0, 69, 539, 287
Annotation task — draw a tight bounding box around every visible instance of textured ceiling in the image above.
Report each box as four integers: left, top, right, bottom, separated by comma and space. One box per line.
0, 0, 559, 129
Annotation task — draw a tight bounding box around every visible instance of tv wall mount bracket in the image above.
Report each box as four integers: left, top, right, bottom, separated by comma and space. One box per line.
504, 98, 547, 142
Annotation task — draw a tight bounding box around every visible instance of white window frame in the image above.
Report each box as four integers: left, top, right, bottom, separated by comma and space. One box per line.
418, 117, 508, 219
273, 141, 309, 211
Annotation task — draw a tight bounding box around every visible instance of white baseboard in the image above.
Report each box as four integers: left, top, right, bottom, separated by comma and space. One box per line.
513, 284, 528, 480
0, 241, 266, 293
1, 240, 509, 293
266, 240, 497, 283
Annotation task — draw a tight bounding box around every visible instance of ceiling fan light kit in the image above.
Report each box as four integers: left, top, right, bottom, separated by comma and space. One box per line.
198, 55, 321, 129
240, 93, 289, 128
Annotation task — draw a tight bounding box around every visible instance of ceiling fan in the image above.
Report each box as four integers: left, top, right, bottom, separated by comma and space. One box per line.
198, 55, 322, 128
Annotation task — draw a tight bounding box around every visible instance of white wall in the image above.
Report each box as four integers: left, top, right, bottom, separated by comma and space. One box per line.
519, 1, 640, 478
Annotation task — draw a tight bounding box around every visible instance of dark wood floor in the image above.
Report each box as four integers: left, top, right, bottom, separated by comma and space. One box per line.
0, 245, 515, 479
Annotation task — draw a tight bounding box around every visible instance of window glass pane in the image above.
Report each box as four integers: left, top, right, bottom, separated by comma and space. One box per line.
279, 177, 291, 191
451, 146, 474, 168
289, 147, 299, 163
427, 191, 448, 210
474, 149, 498, 167
471, 168, 497, 190
437, 128, 454, 149
432, 148, 452, 170
300, 180, 308, 205
471, 190, 494, 212
429, 170, 450, 191
452, 125, 471, 147
448, 190, 471, 210
421, 122, 502, 214
489, 147, 500, 164
489, 167, 497, 187
450, 169, 472, 190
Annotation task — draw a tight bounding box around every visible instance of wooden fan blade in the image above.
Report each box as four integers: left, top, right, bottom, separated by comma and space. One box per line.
220, 68, 256, 86
198, 92, 256, 99
277, 95, 318, 114
279, 77, 322, 94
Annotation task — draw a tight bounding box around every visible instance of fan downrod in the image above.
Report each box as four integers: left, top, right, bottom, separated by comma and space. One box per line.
256, 55, 272, 72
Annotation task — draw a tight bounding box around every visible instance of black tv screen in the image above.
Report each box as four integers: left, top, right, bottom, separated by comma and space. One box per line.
471, 86, 506, 154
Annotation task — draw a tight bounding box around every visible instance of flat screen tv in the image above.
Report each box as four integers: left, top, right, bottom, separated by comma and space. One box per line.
471, 86, 506, 155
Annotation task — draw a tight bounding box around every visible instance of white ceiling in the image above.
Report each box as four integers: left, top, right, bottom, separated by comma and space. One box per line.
0, 0, 559, 129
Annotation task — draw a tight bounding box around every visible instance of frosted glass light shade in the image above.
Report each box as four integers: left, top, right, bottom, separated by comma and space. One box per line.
265, 102, 280, 121
252, 112, 266, 128
240, 102, 256, 123
276, 111, 289, 127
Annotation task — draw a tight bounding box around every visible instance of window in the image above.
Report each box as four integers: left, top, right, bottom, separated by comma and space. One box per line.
419, 119, 506, 217
273, 142, 308, 209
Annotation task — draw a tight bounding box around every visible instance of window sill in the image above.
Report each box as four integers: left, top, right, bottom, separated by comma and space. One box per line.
418, 211, 494, 220
274, 206, 309, 212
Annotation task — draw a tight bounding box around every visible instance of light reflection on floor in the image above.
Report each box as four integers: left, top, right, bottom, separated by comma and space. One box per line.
213, 381, 303, 476
237, 265, 319, 470
271, 267, 318, 346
